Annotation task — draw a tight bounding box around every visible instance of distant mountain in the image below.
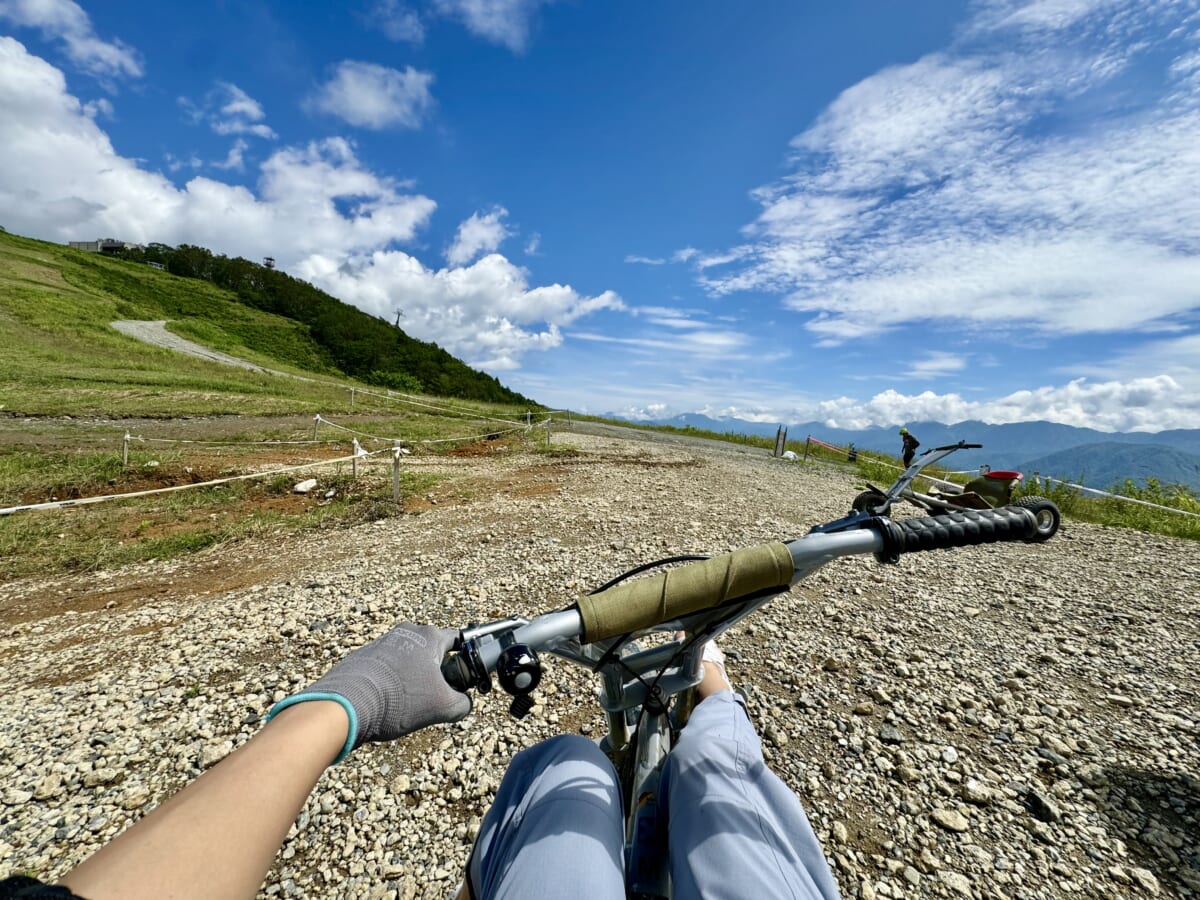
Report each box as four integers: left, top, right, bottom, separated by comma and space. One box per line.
1016, 443, 1200, 492
610, 412, 1200, 489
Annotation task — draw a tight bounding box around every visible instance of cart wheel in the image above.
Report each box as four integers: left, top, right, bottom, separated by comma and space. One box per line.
1015, 496, 1060, 542
852, 490, 888, 514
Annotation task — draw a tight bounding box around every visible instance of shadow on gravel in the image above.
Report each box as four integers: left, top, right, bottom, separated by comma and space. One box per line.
1095, 767, 1200, 894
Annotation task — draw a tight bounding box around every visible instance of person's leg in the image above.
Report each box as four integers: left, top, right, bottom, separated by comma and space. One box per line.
465, 734, 626, 900
661, 648, 841, 900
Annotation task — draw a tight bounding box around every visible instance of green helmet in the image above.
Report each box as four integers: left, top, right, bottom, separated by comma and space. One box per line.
899, 427, 908, 434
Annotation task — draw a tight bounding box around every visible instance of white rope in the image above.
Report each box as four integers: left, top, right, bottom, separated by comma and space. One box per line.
315, 415, 531, 447
1031, 476, 1200, 519
0, 448, 391, 517
135, 436, 343, 446
314, 415, 396, 443
354, 387, 524, 426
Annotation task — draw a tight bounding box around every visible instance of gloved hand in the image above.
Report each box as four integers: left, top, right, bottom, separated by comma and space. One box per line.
267, 622, 471, 763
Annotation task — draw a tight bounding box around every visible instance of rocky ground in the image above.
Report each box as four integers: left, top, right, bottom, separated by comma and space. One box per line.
1, 428, 1197, 899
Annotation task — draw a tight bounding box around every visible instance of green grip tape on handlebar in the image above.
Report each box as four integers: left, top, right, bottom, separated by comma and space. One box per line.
576, 543, 795, 642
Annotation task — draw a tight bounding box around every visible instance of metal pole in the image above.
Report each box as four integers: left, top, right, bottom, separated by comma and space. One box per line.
352, 439, 360, 479
392, 442, 401, 503
313, 415, 320, 441
546, 417, 552, 446
803, 436, 811, 464
122, 432, 130, 467
526, 410, 531, 428
350, 388, 355, 408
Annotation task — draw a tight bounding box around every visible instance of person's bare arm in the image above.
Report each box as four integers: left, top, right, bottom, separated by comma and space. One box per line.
61, 701, 347, 900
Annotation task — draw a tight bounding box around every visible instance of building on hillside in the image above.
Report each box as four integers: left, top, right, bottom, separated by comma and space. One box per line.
68, 238, 144, 255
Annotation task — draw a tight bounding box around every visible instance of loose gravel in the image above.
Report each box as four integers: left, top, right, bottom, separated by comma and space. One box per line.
1, 429, 1197, 899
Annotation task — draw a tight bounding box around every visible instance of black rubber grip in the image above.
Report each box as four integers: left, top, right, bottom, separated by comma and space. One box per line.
441, 653, 473, 692
880, 506, 1037, 555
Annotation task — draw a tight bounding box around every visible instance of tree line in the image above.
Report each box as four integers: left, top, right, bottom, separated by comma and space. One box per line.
115, 242, 535, 406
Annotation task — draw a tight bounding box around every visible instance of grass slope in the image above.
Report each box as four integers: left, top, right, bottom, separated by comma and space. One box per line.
0, 230, 533, 416
0, 231, 354, 416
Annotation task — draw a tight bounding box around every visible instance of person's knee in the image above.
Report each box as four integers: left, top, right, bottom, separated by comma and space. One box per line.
509, 733, 615, 783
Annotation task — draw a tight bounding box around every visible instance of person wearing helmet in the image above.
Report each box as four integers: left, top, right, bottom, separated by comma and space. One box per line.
899, 427, 920, 466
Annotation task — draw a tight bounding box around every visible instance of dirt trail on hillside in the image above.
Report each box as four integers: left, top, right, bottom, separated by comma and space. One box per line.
110, 320, 310, 380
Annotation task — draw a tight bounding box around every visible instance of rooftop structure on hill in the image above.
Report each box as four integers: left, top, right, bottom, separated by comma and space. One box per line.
68, 238, 144, 255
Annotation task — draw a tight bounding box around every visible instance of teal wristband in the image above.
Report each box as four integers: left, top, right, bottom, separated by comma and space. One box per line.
264, 692, 359, 764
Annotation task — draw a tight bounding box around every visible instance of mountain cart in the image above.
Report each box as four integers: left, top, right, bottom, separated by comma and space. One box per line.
850, 441, 1061, 542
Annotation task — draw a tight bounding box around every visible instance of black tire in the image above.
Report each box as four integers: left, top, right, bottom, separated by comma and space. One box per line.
1014, 496, 1060, 542
852, 490, 889, 514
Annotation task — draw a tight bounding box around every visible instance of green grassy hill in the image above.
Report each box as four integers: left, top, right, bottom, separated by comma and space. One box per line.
0, 229, 532, 417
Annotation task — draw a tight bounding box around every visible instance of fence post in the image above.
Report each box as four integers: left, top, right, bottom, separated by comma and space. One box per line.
313, 415, 320, 441
526, 410, 531, 428
392, 441, 401, 503
803, 436, 811, 464
352, 439, 360, 479
546, 417, 552, 446
350, 387, 355, 408
773, 426, 785, 458
122, 432, 130, 467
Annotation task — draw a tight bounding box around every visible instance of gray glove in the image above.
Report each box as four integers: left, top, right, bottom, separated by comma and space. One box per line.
268, 623, 471, 763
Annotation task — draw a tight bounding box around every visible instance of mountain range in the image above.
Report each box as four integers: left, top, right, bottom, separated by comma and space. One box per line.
615, 413, 1200, 492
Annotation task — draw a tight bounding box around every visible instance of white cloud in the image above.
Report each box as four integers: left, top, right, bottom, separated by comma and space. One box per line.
0, 36, 430, 263
798, 376, 1198, 433
0, 0, 141, 80
524, 232, 541, 255
309, 60, 433, 130
431, 0, 553, 51
81, 96, 111, 118
212, 139, 248, 172
367, 0, 425, 43
625, 247, 702, 266
446, 207, 512, 266
703, 0, 1200, 350
181, 82, 276, 140
904, 352, 968, 379
301, 252, 623, 370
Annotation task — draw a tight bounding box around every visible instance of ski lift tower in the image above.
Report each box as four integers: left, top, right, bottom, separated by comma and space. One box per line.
263, 256, 276, 269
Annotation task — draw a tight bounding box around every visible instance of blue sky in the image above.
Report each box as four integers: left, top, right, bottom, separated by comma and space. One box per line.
2, 0, 1199, 431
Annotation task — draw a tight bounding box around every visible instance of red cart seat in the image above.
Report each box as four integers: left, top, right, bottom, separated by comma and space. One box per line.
985, 470, 1023, 480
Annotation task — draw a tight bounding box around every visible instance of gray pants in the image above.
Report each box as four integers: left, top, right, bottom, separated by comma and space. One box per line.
466, 692, 841, 899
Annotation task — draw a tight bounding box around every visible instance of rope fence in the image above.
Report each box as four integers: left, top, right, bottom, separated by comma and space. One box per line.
2, 413, 557, 517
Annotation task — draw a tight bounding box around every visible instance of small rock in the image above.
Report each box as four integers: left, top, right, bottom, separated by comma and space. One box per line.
1024, 788, 1061, 822
293, 478, 318, 495
939, 871, 972, 895
931, 808, 970, 833
960, 778, 993, 805
765, 726, 789, 747
200, 740, 234, 769
878, 725, 905, 745
1105, 694, 1135, 708
1129, 867, 1160, 895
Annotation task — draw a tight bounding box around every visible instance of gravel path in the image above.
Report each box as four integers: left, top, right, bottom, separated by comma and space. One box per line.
1, 429, 1197, 899
110, 320, 302, 379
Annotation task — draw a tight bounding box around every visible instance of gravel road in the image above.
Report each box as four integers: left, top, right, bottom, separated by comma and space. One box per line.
110, 320, 303, 379
1, 428, 1197, 899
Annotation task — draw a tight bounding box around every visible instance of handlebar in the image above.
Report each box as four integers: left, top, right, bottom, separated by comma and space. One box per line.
883, 506, 1035, 554
577, 542, 794, 642
442, 506, 1037, 692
